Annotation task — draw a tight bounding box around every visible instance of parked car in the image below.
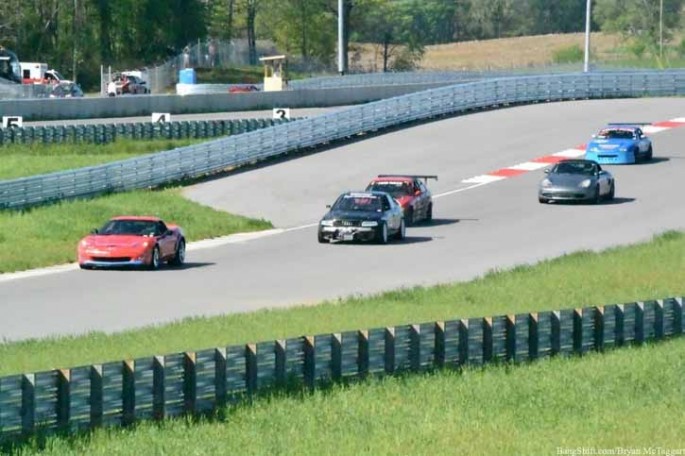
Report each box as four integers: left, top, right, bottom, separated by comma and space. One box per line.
78, 216, 185, 269
49, 81, 84, 98
108, 74, 149, 96
229, 84, 260, 93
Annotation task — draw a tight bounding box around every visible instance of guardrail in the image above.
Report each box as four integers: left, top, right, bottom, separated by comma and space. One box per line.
0, 118, 295, 146
2, 70, 684, 210
0, 297, 681, 441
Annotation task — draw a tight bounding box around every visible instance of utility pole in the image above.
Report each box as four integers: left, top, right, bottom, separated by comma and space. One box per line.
659, 0, 663, 60
338, 0, 345, 75
583, 0, 591, 73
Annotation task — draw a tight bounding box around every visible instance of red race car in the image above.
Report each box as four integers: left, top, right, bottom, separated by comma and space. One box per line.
365, 174, 437, 225
78, 216, 186, 270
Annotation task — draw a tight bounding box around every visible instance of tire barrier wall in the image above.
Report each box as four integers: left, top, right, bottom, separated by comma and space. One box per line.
0, 297, 681, 441
0, 118, 295, 146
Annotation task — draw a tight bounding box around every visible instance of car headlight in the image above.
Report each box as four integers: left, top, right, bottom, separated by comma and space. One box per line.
619, 145, 629, 151
80, 240, 89, 247
579, 179, 592, 188
320, 220, 334, 227
139, 241, 150, 248
541, 179, 552, 187
361, 221, 378, 227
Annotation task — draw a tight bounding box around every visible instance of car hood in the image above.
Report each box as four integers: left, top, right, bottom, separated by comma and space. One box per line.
545, 174, 594, 186
81, 235, 151, 248
587, 138, 635, 150
323, 210, 383, 221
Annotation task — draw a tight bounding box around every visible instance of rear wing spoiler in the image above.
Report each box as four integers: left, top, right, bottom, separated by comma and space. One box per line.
606, 122, 651, 126
377, 174, 438, 183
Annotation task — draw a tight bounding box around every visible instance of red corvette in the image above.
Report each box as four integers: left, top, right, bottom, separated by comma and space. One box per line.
365, 174, 437, 225
78, 216, 186, 270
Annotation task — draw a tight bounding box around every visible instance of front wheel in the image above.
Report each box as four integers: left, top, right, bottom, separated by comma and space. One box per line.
170, 239, 186, 266
592, 185, 601, 205
538, 197, 548, 204
607, 181, 615, 201
645, 145, 653, 161
148, 246, 161, 270
317, 230, 328, 244
395, 219, 406, 241
375, 222, 388, 244
426, 203, 433, 222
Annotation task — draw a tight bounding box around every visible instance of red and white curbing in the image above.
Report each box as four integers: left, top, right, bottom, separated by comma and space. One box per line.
462, 117, 685, 185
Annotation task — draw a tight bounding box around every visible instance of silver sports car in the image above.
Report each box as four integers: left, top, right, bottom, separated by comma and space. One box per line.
538, 159, 615, 204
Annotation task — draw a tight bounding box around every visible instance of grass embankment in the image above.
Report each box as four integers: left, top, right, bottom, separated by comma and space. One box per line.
3, 231, 684, 454
0, 139, 199, 180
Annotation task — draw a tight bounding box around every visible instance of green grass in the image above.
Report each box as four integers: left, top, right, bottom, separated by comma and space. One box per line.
0, 139, 199, 180
7, 338, 685, 455
0, 188, 272, 274
0, 230, 682, 377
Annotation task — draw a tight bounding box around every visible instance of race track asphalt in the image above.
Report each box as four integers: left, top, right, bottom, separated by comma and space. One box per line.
2, 97, 684, 341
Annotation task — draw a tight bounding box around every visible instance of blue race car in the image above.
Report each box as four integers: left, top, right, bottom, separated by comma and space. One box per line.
584, 124, 653, 164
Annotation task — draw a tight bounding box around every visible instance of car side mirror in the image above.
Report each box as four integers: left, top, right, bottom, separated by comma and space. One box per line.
544, 169, 550, 174
90, 228, 99, 234
326, 204, 331, 209
165, 230, 174, 236
414, 189, 421, 196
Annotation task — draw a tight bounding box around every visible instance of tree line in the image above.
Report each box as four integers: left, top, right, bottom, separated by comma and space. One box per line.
0, 0, 682, 88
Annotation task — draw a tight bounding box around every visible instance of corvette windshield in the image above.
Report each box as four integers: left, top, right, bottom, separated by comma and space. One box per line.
366, 182, 412, 197
553, 162, 597, 176
99, 220, 158, 236
333, 195, 382, 212
597, 129, 634, 139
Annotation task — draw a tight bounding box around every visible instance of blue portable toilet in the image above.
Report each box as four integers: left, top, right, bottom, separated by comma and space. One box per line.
179, 68, 196, 84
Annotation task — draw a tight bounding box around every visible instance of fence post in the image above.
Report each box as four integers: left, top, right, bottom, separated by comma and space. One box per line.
635, 302, 645, 344
90, 365, 103, 428
21, 374, 35, 436
122, 360, 135, 425
331, 333, 342, 381
458, 319, 469, 366
655, 300, 665, 340
615, 304, 625, 346
505, 315, 516, 362
214, 348, 227, 408
56, 369, 71, 431
594, 306, 605, 352
410, 324, 421, 372
529, 313, 539, 360
384, 327, 396, 374
434, 321, 446, 368
674, 298, 684, 335
483, 318, 493, 363
153, 356, 165, 420
304, 336, 315, 389
551, 311, 561, 356
184, 352, 197, 414
246, 344, 258, 397
573, 308, 583, 354
275, 340, 286, 387
358, 330, 369, 379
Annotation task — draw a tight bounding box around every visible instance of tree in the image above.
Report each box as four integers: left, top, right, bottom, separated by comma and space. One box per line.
594, 0, 684, 59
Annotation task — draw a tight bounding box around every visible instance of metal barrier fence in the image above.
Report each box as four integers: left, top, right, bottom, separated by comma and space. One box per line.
0, 118, 294, 146
2, 70, 685, 210
0, 297, 681, 440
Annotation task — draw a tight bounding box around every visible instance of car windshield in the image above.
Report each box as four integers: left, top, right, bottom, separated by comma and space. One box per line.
98, 220, 158, 236
553, 162, 597, 176
332, 194, 382, 212
366, 181, 412, 198
597, 129, 635, 139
